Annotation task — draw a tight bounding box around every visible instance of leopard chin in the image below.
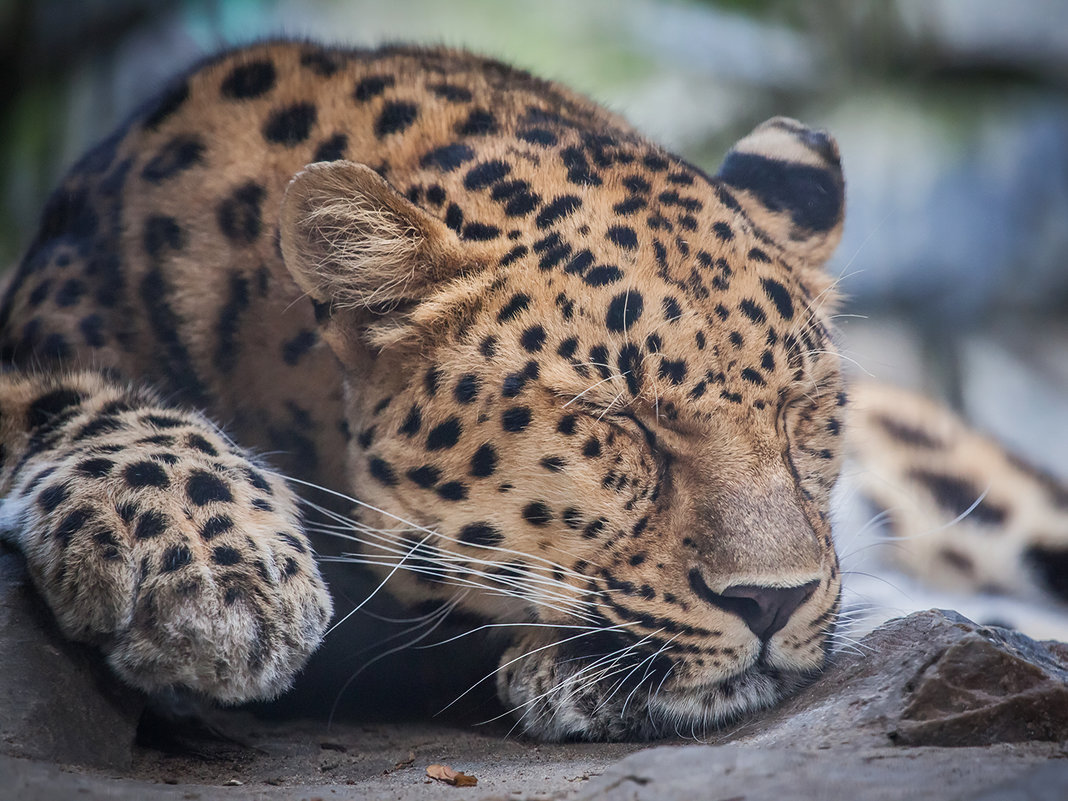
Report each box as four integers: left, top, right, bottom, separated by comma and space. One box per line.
498, 649, 815, 742
496, 633, 821, 742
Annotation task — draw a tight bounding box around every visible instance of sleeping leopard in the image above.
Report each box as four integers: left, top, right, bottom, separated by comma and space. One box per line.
1, 40, 1064, 743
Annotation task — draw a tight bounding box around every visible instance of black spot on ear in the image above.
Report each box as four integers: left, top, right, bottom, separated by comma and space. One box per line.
562, 147, 601, 186
606, 290, 644, 333
717, 152, 842, 232
375, 101, 419, 137
263, 102, 317, 146
186, 433, 218, 456
460, 522, 502, 548
54, 278, 85, 307
515, 127, 555, 146
221, 60, 277, 99
300, 48, 340, 76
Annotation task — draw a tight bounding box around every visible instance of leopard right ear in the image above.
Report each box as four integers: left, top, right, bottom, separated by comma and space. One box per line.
280, 160, 470, 312
716, 117, 845, 268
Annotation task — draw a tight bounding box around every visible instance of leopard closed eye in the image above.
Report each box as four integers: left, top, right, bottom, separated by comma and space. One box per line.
0, 41, 848, 741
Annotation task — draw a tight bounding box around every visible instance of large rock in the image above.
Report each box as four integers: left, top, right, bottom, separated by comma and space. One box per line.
0, 549, 144, 770
720, 608, 1068, 749
576, 610, 1068, 801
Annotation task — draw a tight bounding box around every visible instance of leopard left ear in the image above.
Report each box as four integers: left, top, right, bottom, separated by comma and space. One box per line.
280, 160, 471, 311
280, 160, 493, 359
716, 117, 845, 268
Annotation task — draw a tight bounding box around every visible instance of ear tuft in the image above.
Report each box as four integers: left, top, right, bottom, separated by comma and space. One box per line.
716, 117, 845, 267
280, 160, 465, 311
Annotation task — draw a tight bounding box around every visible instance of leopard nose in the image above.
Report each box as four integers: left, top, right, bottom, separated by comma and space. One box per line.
718, 581, 819, 641
688, 569, 819, 642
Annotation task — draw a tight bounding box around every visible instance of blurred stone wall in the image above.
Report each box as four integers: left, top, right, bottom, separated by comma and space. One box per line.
4, 0, 1067, 466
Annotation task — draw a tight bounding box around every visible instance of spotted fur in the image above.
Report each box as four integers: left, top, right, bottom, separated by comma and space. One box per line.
0, 41, 852, 740
844, 382, 1068, 615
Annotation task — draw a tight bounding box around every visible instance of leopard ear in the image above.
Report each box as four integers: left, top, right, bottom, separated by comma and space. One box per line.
280, 160, 471, 311
716, 117, 845, 267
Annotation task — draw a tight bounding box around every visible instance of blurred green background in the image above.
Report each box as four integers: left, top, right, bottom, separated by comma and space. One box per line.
4, 0, 1068, 475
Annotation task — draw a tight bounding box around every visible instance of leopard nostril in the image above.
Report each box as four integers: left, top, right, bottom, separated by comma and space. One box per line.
688, 569, 819, 642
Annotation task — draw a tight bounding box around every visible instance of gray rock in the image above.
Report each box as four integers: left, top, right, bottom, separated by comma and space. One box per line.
716, 609, 1068, 750
0, 549, 143, 770
573, 610, 1068, 801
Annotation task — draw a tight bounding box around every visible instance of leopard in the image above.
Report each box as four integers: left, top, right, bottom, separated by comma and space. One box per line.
0, 39, 855, 742
839, 381, 1068, 642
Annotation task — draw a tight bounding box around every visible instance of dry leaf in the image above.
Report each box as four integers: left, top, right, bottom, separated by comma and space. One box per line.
426, 763, 478, 787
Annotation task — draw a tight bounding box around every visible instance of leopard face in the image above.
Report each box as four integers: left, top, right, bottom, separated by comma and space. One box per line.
279, 75, 847, 737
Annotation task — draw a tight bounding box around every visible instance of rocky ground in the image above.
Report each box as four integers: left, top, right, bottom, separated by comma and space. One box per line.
2, 548, 1067, 801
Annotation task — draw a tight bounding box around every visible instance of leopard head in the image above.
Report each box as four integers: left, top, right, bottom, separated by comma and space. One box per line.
280, 116, 846, 740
